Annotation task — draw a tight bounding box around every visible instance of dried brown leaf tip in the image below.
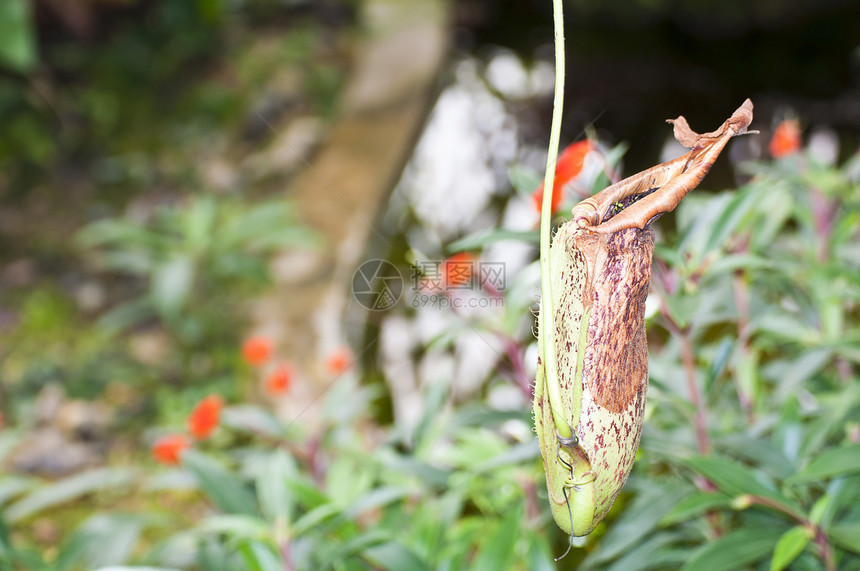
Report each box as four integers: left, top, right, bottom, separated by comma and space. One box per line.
572, 99, 755, 234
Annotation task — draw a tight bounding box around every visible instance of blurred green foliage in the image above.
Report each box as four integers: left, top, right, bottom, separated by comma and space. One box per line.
0, 0, 37, 73
0, 0, 346, 422
76, 195, 319, 342
0, 0, 347, 195
3, 128, 859, 570
0, 193, 318, 432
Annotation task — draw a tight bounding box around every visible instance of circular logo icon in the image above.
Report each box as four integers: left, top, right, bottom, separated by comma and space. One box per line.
352, 259, 402, 311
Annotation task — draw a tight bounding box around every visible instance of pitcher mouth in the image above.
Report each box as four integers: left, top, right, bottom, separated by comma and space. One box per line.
600, 187, 659, 225
571, 99, 755, 234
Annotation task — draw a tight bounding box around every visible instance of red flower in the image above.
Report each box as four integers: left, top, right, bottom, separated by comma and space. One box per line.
242, 335, 273, 366
265, 363, 293, 395
769, 119, 801, 158
152, 434, 190, 465
444, 252, 475, 288
187, 394, 223, 440
532, 140, 593, 214
325, 347, 352, 375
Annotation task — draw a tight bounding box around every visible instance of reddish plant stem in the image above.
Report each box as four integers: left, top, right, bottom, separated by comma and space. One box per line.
731, 268, 755, 420
676, 323, 711, 455
280, 536, 295, 571
816, 526, 836, 571
742, 495, 806, 523
808, 185, 854, 384
501, 335, 533, 400
809, 185, 836, 264
521, 476, 541, 525
653, 265, 710, 455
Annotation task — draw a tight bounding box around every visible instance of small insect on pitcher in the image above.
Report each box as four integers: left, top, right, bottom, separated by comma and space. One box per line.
534, 100, 756, 537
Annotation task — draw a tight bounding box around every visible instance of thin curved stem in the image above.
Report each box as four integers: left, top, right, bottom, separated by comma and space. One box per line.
539, 0, 571, 439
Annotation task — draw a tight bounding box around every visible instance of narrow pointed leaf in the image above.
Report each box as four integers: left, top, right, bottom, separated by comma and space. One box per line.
681, 527, 784, 571
788, 444, 860, 483
769, 525, 810, 571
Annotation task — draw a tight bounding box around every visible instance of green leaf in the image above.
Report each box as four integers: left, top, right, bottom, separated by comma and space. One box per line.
661, 293, 699, 329
182, 451, 259, 516
606, 532, 677, 571
470, 502, 521, 571
817, 476, 860, 528
255, 450, 297, 523
151, 256, 194, 318
76, 219, 163, 253
700, 186, 759, 257
0, 475, 37, 506
706, 253, 774, 275
363, 542, 431, 571
55, 514, 148, 571
508, 164, 542, 197
92, 567, 180, 571
828, 520, 860, 555
345, 486, 411, 519
220, 201, 317, 251
5, 468, 136, 523
196, 539, 237, 571
681, 526, 784, 571
736, 347, 760, 410
788, 444, 860, 483
682, 456, 801, 516
291, 503, 342, 535
448, 406, 531, 430
379, 451, 450, 488
447, 229, 540, 253
472, 441, 540, 473
808, 495, 830, 527
326, 456, 373, 508
584, 484, 688, 566
96, 298, 154, 335
221, 405, 285, 437
236, 540, 281, 571
751, 184, 793, 251
772, 349, 833, 403
183, 197, 217, 253
659, 492, 733, 526
0, 0, 37, 72
319, 530, 390, 568
525, 536, 556, 571
197, 515, 270, 541
718, 436, 796, 481
674, 192, 730, 261
769, 525, 810, 571
283, 478, 329, 511
751, 312, 819, 345
705, 337, 733, 387
0, 433, 20, 464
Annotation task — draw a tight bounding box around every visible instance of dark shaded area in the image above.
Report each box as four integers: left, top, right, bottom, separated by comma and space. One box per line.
456, 0, 860, 178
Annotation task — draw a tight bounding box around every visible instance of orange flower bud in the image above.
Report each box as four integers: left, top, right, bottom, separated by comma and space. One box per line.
769, 119, 801, 158
187, 394, 223, 440
265, 363, 293, 395
325, 347, 352, 375
152, 434, 190, 465
242, 335, 273, 366
443, 252, 475, 288
532, 140, 593, 214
